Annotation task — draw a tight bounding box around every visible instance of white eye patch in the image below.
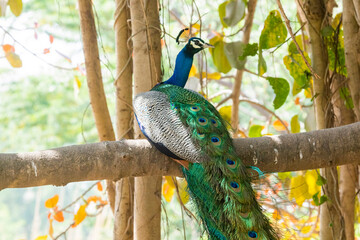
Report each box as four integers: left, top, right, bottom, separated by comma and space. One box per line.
190, 40, 203, 49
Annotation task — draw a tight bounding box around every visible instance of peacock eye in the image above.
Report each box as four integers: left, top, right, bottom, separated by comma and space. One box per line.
197, 117, 208, 126
226, 158, 237, 169
248, 231, 258, 238
211, 136, 221, 146
230, 181, 241, 192
210, 118, 218, 127
190, 106, 200, 112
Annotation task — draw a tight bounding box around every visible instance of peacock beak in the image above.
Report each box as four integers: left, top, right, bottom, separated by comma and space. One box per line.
203, 43, 215, 48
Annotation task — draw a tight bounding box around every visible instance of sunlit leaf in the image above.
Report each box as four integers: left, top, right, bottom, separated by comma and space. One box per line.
35, 236, 48, 240
97, 181, 103, 191
290, 115, 300, 133
162, 178, 175, 202
304, 88, 312, 98
209, 36, 232, 73
195, 72, 221, 80
266, 77, 290, 109
218, 106, 232, 124
8, 0, 23, 17
74, 76, 82, 89
223, 0, 245, 27
273, 119, 288, 131
218, 1, 229, 28
49, 35, 54, 44
288, 35, 307, 54
73, 205, 87, 227
224, 41, 246, 69
292, 80, 301, 96
278, 172, 291, 180
305, 170, 320, 195
2, 44, 15, 53
258, 50, 267, 76
49, 219, 54, 236
178, 179, 189, 204
283, 54, 311, 88
45, 194, 59, 208
188, 64, 197, 77
54, 210, 64, 222
5, 52, 22, 68
289, 175, 310, 206
272, 210, 281, 221
43, 48, 50, 54
259, 10, 287, 49
248, 125, 263, 138
165, 176, 175, 188
239, 43, 258, 60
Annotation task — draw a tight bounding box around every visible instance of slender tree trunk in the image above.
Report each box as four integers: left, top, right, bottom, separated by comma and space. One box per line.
299, 0, 345, 239
129, 0, 162, 239
343, 0, 360, 120
114, 0, 134, 239
231, 0, 257, 134
77, 0, 117, 212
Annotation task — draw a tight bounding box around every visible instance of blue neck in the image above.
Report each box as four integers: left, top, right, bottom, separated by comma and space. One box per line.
164, 47, 194, 88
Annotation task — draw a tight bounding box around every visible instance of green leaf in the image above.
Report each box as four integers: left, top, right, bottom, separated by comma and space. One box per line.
224, 41, 246, 70
218, 1, 229, 28
266, 77, 290, 109
223, 0, 246, 27
283, 54, 311, 88
339, 87, 354, 109
209, 37, 232, 73
8, 0, 23, 17
290, 115, 300, 133
258, 50, 267, 76
292, 80, 302, 96
278, 172, 292, 180
248, 125, 263, 138
259, 10, 287, 49
239, 43, 258, 60
316, 174, 327, 186
321, 26, 334, 37
288, 35, 308, 54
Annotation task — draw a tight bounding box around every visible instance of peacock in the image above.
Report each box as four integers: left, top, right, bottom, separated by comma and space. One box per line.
133, 31, 278, 240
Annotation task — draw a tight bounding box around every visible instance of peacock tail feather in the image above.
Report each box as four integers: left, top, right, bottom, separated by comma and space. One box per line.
149, 83, 278, 240
133, 35, 278, 240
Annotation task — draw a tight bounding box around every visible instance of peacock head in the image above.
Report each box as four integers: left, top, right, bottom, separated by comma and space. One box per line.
176, 28, 214, 55
185, 37, 214, 54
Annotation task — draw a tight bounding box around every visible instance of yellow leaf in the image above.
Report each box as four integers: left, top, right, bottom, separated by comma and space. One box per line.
273, 119, 288, 131
192, 23, 201, 30
300, 225, 312, 234
289, 175, 309, 206
97, 181, 103, 191
164, 176, 175, 188
8, 0, 23, 16
5, 52, 22, 68
195, 72, 221, 80
178, 179, 189, 204
162, 179, 175, 202
48, 219, 54, 237
73, 205, 87, 227
218, 106, 232, 124
305, 170, 320, 196
290, 115, 300, 133
188, 64, 197, 77
304, 88, 312, 98
2, 44, 15, 53
34, 236, 48, 240
54, 210, 64, 222
74, 76, 82, 89
272, 210, 281, 221
45, 194, 59, 209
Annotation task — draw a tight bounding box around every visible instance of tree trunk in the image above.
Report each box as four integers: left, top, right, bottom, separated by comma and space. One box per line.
231, 0, 257, 134
114, 0, 134, 239
343, 0, 360, 120
129, 0, 162, 239
77, 0, 117, 214
299, 0, 345, 239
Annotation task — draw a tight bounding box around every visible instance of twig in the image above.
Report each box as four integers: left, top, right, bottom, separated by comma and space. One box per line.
275, 0, 320, 79
239, 99, 291, 133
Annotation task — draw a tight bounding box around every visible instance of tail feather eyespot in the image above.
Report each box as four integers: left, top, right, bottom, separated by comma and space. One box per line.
248, 231, 258, 239
197, 117, 208, 126
190, 106, 200, 112
211, 136, 221, 146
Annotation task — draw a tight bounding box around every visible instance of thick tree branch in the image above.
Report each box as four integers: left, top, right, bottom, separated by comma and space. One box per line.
1, 122, 360, 190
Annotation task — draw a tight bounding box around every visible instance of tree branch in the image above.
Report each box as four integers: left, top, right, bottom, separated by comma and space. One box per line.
1, 122, 360, 190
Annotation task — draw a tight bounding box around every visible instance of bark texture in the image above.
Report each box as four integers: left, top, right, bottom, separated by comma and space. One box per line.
129, 0, 162, 239
231, 0, 257, 134
1, 122, 360, 190
343, 0, 360, 120
114, 0, 134, 239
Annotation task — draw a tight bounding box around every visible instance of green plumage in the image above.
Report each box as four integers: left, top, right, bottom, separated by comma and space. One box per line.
152, 83, 278, 240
